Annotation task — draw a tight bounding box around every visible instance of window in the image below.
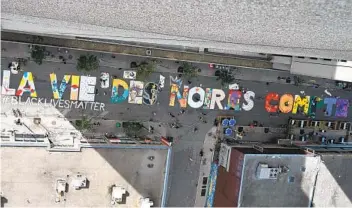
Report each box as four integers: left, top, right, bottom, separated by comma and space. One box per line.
202, 177, 208, 185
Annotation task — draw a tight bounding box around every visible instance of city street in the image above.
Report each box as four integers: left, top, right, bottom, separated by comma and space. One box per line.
1, 44, 352, 207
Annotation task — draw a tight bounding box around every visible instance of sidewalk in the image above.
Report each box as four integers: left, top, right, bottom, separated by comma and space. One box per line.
194, 127, 217, 207
1, 31, 273, 69
1, 42, 340, 90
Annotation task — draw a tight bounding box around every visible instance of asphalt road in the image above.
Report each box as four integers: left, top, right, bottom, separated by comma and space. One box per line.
1, 57, 352, 207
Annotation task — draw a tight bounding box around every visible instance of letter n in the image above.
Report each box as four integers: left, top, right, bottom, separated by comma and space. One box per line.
169, 84, 189, 108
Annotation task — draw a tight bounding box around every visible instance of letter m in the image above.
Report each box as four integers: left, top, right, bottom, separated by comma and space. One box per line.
292, 95, 310, 114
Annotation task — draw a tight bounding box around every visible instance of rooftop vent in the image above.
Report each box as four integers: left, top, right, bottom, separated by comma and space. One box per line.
256, 163, 283, 179
288, 176, 295, 183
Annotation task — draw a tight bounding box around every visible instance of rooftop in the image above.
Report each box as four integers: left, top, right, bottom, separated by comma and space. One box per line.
2, 0, 352, 59
0, 95, 82, 148
239, 154, 320, 207
313, 154, 352, 207
0, 147, 167, 207
214, 145, 352, 207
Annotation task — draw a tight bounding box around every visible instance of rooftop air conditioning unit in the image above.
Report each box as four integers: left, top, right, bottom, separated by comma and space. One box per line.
71, 173, 87, 190
33, 118, 41, 125
256, 163, 283, 179
111, 186, 126, 205
140, 197, 154, 208
55, 179, 67, 202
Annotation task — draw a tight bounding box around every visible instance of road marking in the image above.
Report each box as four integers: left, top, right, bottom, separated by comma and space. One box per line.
98, 111, 109, 118
61, 109, 71, 116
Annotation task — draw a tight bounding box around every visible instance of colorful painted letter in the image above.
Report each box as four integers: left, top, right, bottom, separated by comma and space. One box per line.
143, 82, 159, 105
111, 79, 129, 103
279, 94, 293, 113
265, 93, 279, 112
292, 95, 310, 115
209, 89, 225, 110
70, 75, 80, 100
226, 90, 242, 111
188, 87, 205, 108
1, 70, 16, 95
169, 84, 189, 108
79, 76, 96, 102
323, 98, 337, 116
242, 91, 255, 111
128, 81, 144, 104
15, 72, 37, 97
50, 73, 71, 99
203, 88, 213, 109
335, 99, 349, 118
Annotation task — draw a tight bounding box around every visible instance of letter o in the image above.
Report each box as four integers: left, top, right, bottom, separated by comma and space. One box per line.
188, 87, 205, 108
279, 94, 294, 113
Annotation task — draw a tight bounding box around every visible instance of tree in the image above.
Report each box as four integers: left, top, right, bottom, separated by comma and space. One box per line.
136, 60, 156, 80
76, 55, 99, 72
30, 45, 46, 65
75, 116, 93, 131
217, 70, 235, 87
181, 62, 199, 80
122, 122, 144, 137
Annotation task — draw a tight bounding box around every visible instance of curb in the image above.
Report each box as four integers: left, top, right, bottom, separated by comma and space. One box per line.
1, 31, 273, 69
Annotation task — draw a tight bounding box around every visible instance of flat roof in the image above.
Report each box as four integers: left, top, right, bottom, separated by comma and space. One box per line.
239, 154, 320, 207
2, 0, 352, 59
313, 154, 352, 207
0, 147, 167, 207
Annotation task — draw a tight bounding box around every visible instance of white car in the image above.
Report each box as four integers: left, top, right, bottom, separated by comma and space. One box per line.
100, 72, 110, 88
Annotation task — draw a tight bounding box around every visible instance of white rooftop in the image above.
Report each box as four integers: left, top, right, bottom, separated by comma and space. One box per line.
0, 95, 81, 148
0, 147, 167, 207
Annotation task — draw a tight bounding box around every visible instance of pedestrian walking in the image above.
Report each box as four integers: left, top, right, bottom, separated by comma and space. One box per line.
199, 149, 204, 157
178, 109, 185, 115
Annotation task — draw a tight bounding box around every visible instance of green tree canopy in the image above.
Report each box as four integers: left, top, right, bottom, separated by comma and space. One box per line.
75, 116, 93, 131
30, 45, 46, 65
136, 60, 156, 80
76, 55, 99, 72
122, 122, 144, 137
217, 70, 235, 87
181, 62, 199, 80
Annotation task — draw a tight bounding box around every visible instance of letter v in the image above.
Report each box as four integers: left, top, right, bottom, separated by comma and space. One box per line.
50, 73, 71, 99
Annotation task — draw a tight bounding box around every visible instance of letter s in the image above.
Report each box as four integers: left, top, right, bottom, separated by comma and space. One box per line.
242, 91, 255, 111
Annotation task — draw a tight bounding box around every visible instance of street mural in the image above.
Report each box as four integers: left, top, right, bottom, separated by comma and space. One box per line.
265, 92, 350, 118
15, 71, 37, 97
111, 79, 129, 104
0, 70, 350, 117
128, 81, 144, 104
143, 82, 158, 105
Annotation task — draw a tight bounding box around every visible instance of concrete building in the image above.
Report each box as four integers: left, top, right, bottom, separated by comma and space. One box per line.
0, 95, 171, 207
2, 0, 352, 60
0, 147, 167, 207
210, 144, 352, 207
284, 119, 352, 152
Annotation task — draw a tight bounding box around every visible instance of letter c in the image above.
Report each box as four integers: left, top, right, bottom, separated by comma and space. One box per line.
265, 93, 279, 112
